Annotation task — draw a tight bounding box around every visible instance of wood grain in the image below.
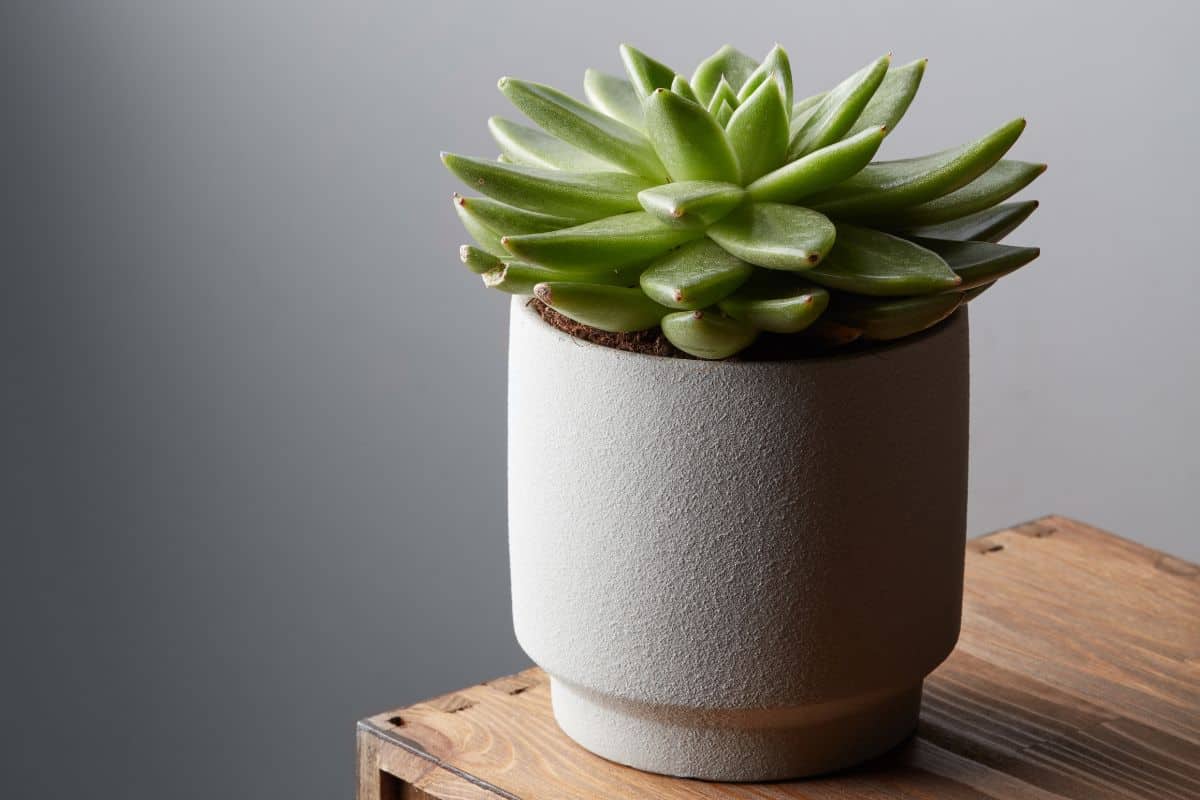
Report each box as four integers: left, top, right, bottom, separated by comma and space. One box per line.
357, 516, 1200, 799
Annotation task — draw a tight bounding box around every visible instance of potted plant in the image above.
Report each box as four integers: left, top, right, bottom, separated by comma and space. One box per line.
441, 44, 1043, 781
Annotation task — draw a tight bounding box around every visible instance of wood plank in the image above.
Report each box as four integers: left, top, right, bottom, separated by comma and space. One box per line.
359, 516, 1200, 799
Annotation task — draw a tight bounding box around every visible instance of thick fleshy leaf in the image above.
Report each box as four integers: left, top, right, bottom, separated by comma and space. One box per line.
803, 118, 1027, 219
643, 89, 741, 183
487, 117, 612, 171
718, 273, 829, 333
498, 78, 666, 180
620, 44, 676, 99
706, 77, 739, 117
661, 310, 758, 359
792, 92, 826, 116
789, 54, 890, 157
901, 200, 1039, 243
829, 292, 962, 340
670, 75, 699, 104
847, 58, 926, 137
453, 197, 507, 257
534, 282, 666, 332
637, 181, 746, 229
962, 283, 993, 302
881, 160, 1046, 226
736, 45, 793, 110
904, 237, 1040, 290
725, 78, 789, 182
806, 224, 961, 296
454, 194, 579, 235
789, 91, 827, 135
441, 153, 652, 220
459, 244, 504, 274
747, 125, 885, 204
502, 211, 699, 269
483, 260, 644, 293
707, 203, 836, 271
691, 45, 758, 106
713, 100, 734, 128
639, 239, 754, 309
583, 69, 643, 129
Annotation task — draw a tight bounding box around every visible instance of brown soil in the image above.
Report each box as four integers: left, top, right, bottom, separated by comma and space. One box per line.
529, 298, 867, 361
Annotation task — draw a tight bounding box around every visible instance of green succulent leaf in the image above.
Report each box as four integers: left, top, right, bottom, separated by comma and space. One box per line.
737, 45, 793, 110
643, 89, 741, 183
847, 58, 926, 137
534, 281, 667, 332
487, 117, 612, 172
661, 310, 758, 359
453, 197, 508, 257
904, 236, 1040, 290
454, 194, 579, 235
900, 200, 1040, 243
962, 283, 993, 302
707, 202, 836, 271
804, 118, 1027, 219
483, 260, 644, 293
806, 224, 961, 296
620, 44, 677, 99
881, 160, 1047, 226
502, 211, 699, 269
789, 91, 827, 135
670, 75, 699, 104
583, 69, 643, 129
637, 181, 746, 229
792, 92, 826, 116
706, 77, 740, 117
725, 78, 790, 183
829, 292, 963, 340
789, 54, 890, 158
639, 239, 754, 309
717, 273, 829, 333
746, 125, 885, 204
497, 78, 667, 180
713, 100, 734, 128
459, 244, 504, 274
691, 45, 759, 106
441, 153, 652, 220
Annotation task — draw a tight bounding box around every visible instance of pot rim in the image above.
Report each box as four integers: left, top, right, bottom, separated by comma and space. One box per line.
512, 295, 967, 370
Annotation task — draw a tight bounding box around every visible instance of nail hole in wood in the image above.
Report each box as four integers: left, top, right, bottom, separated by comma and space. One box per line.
388, 715, 405, 727
984, 543, 1004, 553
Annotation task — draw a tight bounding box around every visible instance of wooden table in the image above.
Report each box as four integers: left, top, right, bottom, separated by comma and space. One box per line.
358, 516, 1200, 799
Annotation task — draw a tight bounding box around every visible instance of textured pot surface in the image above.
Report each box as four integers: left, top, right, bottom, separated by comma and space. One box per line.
507, 297, 970, 780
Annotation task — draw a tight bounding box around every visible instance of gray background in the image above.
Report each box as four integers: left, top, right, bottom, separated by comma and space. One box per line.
4, 1, 1196, 797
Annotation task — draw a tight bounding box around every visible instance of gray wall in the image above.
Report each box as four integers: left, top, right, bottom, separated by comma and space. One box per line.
4, 1, 1196, 797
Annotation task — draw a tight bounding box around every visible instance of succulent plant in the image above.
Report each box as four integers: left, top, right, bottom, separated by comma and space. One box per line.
443, 44, 1044, 359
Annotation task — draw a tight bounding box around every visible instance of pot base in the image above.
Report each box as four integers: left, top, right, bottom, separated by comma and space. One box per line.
550, 677, 922, 782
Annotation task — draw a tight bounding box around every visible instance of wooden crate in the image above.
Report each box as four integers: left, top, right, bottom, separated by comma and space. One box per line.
358, 515, 1200, 799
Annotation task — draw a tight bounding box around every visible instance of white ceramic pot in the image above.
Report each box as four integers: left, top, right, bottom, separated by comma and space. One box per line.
507, 296, 969, 781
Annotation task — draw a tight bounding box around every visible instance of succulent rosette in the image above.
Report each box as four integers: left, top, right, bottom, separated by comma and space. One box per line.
443, 44, 1044, 359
